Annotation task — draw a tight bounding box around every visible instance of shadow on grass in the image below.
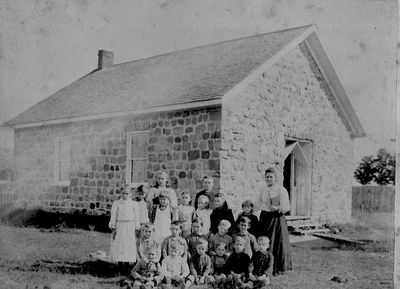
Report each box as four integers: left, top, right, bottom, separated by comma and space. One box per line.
0, 206, 111, 232
25, 259, 120, 278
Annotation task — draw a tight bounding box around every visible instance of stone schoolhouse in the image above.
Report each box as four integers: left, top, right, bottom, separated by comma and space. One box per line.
6, 25, 365, 223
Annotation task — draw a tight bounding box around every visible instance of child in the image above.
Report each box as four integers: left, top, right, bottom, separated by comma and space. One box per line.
136, 223, 161, 262
185, 239, 214, 288
208, 219, 233, 256
210, 193, 236, 235
224, 236, 252, 289
186, 217, 204, 258
194, 176, 215, 210
150, 191, 176, 243
233, 216, 257, 258
135, 184, 151, 226
161, 243, 190, 288
176, 191, 195, 238
249, 236, 274, 288
161, 221, 188, 260
236, 200, 259, 237
147, 171, 178, 207
129, 246, 164, 289
210, 242, 229, 288
192, 195, 212, 235
108, 185, 140, 274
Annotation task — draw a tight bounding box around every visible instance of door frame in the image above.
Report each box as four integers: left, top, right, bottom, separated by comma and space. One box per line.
284, 137, 312, 216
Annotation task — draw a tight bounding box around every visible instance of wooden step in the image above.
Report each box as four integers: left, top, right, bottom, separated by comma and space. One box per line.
312, 233, 366, 245
286, 215, 311, 221
289, 223, 326, 230
291, 228, 331, 236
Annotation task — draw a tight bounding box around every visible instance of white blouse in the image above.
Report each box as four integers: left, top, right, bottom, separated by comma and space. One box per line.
109, 198, 140, 229
256, 184, 291, 213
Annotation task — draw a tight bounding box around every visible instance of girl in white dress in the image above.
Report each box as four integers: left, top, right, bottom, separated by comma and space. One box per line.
109, 185, 140, 274
192, 195, 212, 236
149, 190, 176, 243
176, 191, 195, 238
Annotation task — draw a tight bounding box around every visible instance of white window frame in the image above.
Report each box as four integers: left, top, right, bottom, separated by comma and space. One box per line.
54, 136, 71, 186
125, 131, 150, 188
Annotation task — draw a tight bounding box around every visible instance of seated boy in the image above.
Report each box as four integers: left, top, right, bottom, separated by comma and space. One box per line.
136, 223, 161, 262
161, 243, 189, 288
249, 236, 274, 288
129, 245, 163, 289
210, 242, 229, 288
186, 217, 204, 258
208, 219, 233, 256
233, 216, 257, 258
185, 238, 214, 287
224, 236, 252, 289
161, 221, 188, 260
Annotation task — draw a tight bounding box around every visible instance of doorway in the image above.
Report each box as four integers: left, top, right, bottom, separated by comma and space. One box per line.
283, 138, 312, 216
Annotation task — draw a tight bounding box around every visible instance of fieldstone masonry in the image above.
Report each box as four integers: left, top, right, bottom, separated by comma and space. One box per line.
221, 44, 354, 223
13, 43, 356, 224
14, 107, 221, 215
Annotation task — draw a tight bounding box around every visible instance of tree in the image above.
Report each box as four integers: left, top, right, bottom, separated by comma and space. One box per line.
354, 148, 395, 185
354, 155, 376, 185
372, 148, 395, 185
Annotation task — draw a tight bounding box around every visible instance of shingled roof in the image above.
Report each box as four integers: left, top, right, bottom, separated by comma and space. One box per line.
6, 25, 365, 137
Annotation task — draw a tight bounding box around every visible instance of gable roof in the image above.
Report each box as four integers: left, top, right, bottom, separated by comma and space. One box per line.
6, 25, 365, 137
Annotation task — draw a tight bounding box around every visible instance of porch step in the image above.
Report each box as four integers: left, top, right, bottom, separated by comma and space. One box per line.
312, 233, 367, 245
291, 228, 331, 236
286, 215, 311, 221
289, 223, 325, 230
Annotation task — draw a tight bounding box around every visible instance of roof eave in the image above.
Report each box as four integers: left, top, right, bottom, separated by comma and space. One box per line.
222, 25, 365, 139
304, 32, 366, 138
6, 99, 222, 129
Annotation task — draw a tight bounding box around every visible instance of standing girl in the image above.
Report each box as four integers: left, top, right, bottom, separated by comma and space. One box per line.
256, 167, 292, 274
135, 184, 151, 227
176, 191, 195, 238
146, 171, 178, 208
109, 185, 140, 274
150, 191, 176, 243
192, 195, 212, 235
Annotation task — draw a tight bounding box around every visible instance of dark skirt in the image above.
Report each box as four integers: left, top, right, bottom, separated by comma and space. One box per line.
259, 211, 292, 274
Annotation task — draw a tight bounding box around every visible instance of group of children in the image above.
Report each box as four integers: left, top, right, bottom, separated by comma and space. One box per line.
109, 173, 274, 289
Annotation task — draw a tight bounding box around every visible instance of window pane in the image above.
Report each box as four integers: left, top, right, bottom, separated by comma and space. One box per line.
131, 160, 147, 183
131, 134, 149, 158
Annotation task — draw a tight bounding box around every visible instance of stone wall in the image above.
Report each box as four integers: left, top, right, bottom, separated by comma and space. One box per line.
221, 44, 354, 223
13, 106, 221, 214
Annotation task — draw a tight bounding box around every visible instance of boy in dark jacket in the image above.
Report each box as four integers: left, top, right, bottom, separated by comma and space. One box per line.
210, 193, 235, 235
235, 200, 259, 237
225, 236, 252, 289
249, 236, 274, 288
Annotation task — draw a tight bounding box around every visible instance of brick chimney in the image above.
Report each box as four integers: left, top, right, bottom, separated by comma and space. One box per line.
98, 50, 114, 70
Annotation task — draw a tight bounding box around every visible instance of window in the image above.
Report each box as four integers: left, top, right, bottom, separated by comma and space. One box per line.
126, 131, 149, 186
54, 136, 71, 185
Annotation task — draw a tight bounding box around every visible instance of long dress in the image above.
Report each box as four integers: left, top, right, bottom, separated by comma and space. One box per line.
256, 184, 292, 274
109, 198, 140, 262
177, 204, 195, 237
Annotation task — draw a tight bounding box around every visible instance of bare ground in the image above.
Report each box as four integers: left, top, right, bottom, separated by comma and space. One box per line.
0, 212, 394, 289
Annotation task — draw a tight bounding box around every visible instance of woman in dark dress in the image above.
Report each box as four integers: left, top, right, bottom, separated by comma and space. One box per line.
256, 167, 292, 275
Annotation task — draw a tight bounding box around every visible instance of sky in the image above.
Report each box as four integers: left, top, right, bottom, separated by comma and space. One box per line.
0, 0, 397, 163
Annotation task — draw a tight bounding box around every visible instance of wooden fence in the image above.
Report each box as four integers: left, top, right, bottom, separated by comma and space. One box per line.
352, 185, 394, 213
0, 180, 13, 206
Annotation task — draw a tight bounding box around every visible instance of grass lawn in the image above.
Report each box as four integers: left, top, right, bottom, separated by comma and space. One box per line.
0, 212, 394, 289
